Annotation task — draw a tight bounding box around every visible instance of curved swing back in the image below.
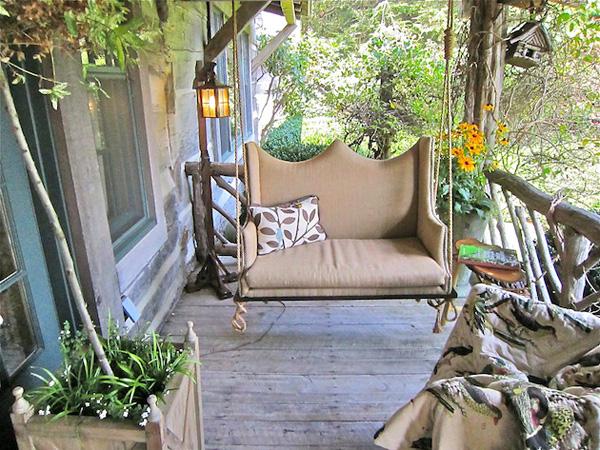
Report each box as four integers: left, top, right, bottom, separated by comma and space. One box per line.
245, 139, 433, 239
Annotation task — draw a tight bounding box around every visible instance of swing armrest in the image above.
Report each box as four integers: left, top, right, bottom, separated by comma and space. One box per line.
418, 212, 448, 276
416, 136, 449, 279
242, 220, 258, 270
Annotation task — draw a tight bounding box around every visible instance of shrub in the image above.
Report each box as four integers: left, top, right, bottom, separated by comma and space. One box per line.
263, 116, 327, 162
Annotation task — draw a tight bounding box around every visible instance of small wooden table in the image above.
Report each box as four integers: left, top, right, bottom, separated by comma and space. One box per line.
455, 238, 530, 297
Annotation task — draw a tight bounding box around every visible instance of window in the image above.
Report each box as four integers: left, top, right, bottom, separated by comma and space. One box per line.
87, 63, 156, 260
238, 32, 254, 137
210, 9, 233, 161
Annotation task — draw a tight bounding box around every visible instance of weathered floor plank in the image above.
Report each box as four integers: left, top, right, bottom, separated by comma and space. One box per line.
160, 287, 454, 449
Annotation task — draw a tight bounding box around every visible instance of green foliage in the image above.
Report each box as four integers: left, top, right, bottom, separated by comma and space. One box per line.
0, 0, 159, 107
497, 1, 600, 208
263, 115, 326, 162
29, 321, 195, 426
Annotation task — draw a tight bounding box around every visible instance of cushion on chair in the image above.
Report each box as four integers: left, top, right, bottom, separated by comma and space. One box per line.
243, 238, 446, 290
249, 195, 327, 255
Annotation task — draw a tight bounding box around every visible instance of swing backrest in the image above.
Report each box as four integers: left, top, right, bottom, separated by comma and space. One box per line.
245, 137, 435, 240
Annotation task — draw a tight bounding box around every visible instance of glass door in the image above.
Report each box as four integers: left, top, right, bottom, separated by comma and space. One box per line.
0, 101, 62, 447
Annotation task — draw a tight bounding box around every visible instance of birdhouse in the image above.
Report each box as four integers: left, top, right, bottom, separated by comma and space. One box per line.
499, 0, 544, 10
506, 21, 552, 69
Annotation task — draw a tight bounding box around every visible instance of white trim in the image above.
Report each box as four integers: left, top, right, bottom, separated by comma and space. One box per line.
115, 60, 168, 292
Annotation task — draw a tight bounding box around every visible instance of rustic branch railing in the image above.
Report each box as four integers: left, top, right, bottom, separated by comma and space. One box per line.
185, 161, 244, 262
485, 169, 600, 313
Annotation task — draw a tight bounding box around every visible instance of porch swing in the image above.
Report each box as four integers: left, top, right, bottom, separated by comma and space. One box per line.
225, 0, 459, 333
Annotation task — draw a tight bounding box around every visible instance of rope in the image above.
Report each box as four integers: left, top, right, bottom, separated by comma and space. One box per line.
231, 1, 249, 333
431, 0, 457, 333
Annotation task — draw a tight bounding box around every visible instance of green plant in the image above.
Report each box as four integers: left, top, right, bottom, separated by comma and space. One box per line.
436, 122, 497, 219
263, 115, 327, 162
29, 322, 195, 426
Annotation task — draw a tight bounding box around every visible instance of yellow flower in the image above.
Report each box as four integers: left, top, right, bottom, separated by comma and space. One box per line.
458, 122, 470, 131
483, 103, 494, 111
458, 155, 476, 172
468, 132, 483, 144
451, 147, 463, 158
499, 138, 509, 146
497, 122, 508, 134
469, 144, 484, 155
490, 160, 499, 170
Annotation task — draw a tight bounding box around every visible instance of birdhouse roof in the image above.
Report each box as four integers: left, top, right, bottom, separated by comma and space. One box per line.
507, 21, 552, 51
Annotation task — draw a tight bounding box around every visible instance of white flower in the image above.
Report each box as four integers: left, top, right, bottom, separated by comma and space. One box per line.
98, 410, 107, 420
141, 411, 149, 418
48, 380, 55, 387
139, 419, 148, 427
45, 405, 51, 415
122, 410, 129, 418
85, 402, 90, 407
38, 409, 45, 416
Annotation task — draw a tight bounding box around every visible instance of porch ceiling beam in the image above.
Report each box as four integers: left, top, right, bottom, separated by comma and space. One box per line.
203, 1, 271, 64
251, 23, 297, 73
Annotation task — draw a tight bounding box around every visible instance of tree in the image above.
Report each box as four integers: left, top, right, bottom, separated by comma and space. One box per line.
0, 0, 158, 376
260, 0, 449, 159
495, 1, 600, 208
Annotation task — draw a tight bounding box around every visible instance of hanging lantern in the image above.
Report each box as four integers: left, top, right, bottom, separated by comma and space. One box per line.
193, 62, 230, 118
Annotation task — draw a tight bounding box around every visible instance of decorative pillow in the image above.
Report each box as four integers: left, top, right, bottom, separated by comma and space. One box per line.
249, 195, 327, 255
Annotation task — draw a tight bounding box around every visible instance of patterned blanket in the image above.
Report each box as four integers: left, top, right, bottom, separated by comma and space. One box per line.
374, 284, 600, 450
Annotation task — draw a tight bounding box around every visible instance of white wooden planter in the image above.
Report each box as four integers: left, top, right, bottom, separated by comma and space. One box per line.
10, 322, 204, 450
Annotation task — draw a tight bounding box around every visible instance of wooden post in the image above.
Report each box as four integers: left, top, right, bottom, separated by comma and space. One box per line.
515, 206, 551, 303
186, 322, 205, 450
503, 190, 538, 301
529, 207, 562, 295
145, 395, 166, 450
464, 0, 505, 130
488, 181, 510, 249
185, 95, 233, 299
10, 387, 34, 450
559, 227, 591, 308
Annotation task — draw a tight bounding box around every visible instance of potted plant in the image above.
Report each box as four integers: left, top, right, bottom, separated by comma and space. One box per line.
437, 121, 503, 295
10, 321, 204, 450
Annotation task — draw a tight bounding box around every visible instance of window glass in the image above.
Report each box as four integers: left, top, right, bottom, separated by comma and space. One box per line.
0, 195, 17, 283
210, 9, 233, 162
238, 32, 254, 137
87, 66, 156, 258
0, 281, 37, 377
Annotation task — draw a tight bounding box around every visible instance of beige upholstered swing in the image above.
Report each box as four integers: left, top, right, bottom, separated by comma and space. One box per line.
227, 0, 458, 333
238, 137, 452, 299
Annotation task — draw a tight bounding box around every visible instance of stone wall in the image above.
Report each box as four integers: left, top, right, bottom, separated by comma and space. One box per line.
125, 2, 208, 332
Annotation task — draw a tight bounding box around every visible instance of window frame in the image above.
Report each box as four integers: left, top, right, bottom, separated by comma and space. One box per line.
209, 8, 233, 162
87, 64, 158, 261
86, 59, 167, 291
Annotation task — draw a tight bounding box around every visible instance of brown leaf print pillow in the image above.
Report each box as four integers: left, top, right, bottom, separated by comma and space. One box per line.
249, 195, 327, 256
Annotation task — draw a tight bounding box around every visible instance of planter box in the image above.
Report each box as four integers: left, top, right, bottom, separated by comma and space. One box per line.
10, 322, 204, 450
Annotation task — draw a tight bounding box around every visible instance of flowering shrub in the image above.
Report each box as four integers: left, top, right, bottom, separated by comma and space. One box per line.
29, 322, 195, 427
436, 120, 509, 219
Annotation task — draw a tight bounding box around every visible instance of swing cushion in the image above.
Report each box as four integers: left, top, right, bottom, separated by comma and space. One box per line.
240, 137, 451, 298
243, 238, 447, 295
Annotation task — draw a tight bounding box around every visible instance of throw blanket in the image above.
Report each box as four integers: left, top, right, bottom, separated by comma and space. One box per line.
374, 284, 600, 450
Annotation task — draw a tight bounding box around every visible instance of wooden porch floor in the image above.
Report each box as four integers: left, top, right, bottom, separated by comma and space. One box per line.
160, 288, 454, 450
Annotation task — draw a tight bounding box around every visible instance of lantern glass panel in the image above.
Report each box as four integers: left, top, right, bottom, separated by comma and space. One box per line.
200, 88, 217, 118
216, 87, 230, 117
